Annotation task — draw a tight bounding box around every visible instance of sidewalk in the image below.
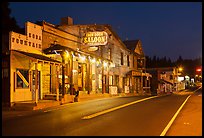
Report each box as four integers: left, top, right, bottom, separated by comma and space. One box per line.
166, 90, 202, 136
2, 92, 139, 120
3, 90, 201, 136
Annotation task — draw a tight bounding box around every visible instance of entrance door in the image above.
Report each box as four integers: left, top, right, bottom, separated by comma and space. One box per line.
32, 70, 40, 100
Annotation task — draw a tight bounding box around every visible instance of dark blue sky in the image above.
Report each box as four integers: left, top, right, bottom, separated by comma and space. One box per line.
9, 2, 202, 61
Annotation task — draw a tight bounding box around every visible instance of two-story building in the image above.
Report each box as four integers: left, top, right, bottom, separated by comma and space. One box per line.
2, 16, 151, 107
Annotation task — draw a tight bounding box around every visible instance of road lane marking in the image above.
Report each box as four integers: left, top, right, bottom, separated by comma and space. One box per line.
82, 95, 159, 119
194, 86, 202, 92
160, 95, 191, 136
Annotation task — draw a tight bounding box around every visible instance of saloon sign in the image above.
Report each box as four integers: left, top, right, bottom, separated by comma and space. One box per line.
82, 31, 108, 46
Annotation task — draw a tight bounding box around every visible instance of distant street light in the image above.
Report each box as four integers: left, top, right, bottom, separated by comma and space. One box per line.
178, 67, 183, 72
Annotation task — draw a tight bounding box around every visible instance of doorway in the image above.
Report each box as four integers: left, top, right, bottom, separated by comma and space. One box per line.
32, 70, 40, 100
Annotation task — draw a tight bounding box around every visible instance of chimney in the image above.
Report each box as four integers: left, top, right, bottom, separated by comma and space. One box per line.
60, 17, 73, 26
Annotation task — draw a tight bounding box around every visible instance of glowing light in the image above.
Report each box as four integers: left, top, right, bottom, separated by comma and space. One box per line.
178, 67, 183, 72
91, 58, 96, 63
79, 54, 86, 61
185, 75, 190, 80
71, 51, 75, 57
196, 68, 201, 72
65, 50, 69, 58
178, 76, 184, 82
54, 50, 60, 55
103, 61, 108, 67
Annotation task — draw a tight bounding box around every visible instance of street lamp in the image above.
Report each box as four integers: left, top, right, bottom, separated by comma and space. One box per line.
178, 67, 183, 72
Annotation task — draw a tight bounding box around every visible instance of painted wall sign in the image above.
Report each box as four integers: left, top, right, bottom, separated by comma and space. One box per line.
132, 71, 141, 76
82, 31, 108, 46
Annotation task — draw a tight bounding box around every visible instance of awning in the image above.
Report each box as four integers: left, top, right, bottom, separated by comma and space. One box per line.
126, 70, 142, 76
43, 44, 74, 54
159, 79, 173, 85
127, 70, 152, 78
13, 50, 61, 63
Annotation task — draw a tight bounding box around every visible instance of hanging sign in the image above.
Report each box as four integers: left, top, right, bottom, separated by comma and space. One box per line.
82, 31, 108, 46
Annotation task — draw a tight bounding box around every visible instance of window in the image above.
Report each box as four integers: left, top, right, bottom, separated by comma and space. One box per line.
127, 55, 130, 67
20, 40, 23, 44
137, 58, 144, 69
38, 44, 41, 48
32, 34, 35, 38
109, 75, 113, 85
39, 36, 41, 40
16, 39, 19, 43
115, 75, 119, 86
36, 35, 38, 39
121, 52, 123, 65
24, 41, 27, 45
36, 43, 38, 48
29, 42, 31, 46
29, 33, 31, 37
16, 69, 29, 88
32, 43, 35, 47
133, 56, 135, 67
12, 38, 15, 42
108, 48, 111, 60
170, 75, 173, 80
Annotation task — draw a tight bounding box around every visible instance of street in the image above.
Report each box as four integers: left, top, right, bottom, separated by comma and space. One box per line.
2, 91, 197, 136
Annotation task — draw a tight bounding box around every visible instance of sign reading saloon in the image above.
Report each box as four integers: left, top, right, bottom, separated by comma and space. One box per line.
82, 31, 108, 46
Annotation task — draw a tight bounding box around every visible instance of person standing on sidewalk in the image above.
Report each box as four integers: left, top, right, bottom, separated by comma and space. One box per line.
74, 85, 79, 102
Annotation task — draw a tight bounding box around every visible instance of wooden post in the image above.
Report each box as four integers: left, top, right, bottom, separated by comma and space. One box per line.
141, 74, 143, 94
35, 62, 38, 104
56, 65, 59, 101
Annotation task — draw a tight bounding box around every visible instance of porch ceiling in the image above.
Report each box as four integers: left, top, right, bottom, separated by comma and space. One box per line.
13, 50, 61, 63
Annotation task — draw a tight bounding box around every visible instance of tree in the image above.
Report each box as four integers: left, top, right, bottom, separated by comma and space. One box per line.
2, 1, 23, 53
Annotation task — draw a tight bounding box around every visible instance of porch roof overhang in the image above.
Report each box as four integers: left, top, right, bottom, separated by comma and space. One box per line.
126, 70, 142, 77
43, 44, 75, 54
159, 79, 174, 85
43, 44, 113, 62
12, 50, 61, 64
127, 70, 152, 77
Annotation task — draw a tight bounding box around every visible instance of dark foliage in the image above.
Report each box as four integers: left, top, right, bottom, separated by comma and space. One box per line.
146, 55, 202, 77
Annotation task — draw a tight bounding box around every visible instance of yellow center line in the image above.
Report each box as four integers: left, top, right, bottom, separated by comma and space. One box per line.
82, 95, 159, 119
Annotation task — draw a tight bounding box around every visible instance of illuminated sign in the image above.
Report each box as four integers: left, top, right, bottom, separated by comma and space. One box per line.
83, 31, 108, 46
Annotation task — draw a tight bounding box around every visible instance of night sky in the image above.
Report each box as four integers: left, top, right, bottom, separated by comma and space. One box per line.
9, 2, 202, 61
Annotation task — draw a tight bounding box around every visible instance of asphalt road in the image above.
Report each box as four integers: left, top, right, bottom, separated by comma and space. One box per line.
2, 93, 193, 136
165, 87, 202, 136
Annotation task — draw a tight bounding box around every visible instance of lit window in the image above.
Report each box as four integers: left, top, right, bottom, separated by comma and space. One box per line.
109, 75, 113, 85
115, 75, 119, 86
16, 69, 29, 88
108, 48, 111, 60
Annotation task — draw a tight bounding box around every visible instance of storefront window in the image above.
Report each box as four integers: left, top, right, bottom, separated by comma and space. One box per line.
16, 69, 29, 88
109, 75, 113, 85
115, 75, 119, 86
